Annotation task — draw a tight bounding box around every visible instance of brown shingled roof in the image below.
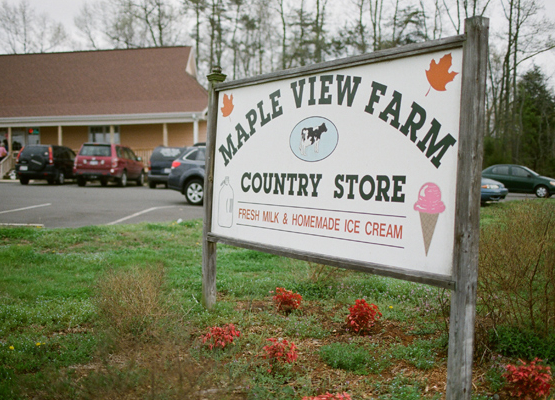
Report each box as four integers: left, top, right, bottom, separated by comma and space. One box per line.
0, 47, 208, 118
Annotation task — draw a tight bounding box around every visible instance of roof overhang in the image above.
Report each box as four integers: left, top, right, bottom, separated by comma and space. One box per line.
0, 110, 208, 128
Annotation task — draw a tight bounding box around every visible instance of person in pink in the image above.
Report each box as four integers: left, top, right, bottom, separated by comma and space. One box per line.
0, 144, 7, 161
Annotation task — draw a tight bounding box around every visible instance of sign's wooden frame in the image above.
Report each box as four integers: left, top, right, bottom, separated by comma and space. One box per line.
202, 17, 488, 400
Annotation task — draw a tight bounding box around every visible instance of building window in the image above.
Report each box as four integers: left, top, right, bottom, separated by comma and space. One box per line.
89, 126, 120, 143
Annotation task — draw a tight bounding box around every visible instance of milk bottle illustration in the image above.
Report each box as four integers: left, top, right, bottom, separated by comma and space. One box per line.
218, 177, 234, 228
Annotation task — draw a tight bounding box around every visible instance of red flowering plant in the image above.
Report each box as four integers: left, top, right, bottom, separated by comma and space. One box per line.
272, 287, 302, 313
302, 392, 352, 400
503, 358, 552, 400
346, 299, 382, 334
201, 323, 241, 350
262, 338, 298, 372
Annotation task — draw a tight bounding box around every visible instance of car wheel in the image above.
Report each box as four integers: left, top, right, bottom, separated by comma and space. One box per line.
149, 180, 156, 189
20, 177, 29, 185
77, 177, 86, 187
535, 185, 550, 198
118, 171, 128, 187
100, 178, 108, 187
136, 171, 145, 186
185, 179, 204, 205
47, 178, 55, 185
57, 171, 65, 185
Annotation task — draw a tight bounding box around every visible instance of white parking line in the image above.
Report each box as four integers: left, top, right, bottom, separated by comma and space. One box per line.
0, 203, 52, 215
107, 206, 176, 225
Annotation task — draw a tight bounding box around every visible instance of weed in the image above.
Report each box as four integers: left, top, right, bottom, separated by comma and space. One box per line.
391, 338, 439, 370
303, 392, 352, 399
94, 264, 169, 341
479, 201, 555, 338
377, 375, 429, 399
319, 342, 391, 374
283, 314, 329, 339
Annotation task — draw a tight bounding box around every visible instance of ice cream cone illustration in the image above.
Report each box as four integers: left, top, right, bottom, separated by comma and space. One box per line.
414, 183, 445, 256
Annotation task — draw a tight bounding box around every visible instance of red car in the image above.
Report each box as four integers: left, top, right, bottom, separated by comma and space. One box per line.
73, 143, 144, 187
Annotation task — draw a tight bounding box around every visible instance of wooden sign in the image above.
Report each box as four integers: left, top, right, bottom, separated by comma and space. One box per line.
203, 17, 488, 400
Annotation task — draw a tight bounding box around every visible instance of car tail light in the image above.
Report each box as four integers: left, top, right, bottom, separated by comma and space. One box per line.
171, 160, 181, 169
48, 147, 54, 164
112, 158, 118, 168
16, 147, 24, 162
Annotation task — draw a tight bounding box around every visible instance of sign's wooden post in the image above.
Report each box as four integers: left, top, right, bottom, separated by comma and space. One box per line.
446, 16, 489, 399
202, 67, 226, 310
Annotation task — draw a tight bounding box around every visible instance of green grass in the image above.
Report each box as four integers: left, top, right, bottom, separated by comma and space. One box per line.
1, 199, 554, 399
319, 342, 392, 374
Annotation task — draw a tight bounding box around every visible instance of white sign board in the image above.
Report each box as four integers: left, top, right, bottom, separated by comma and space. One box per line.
211, 49, 463, 281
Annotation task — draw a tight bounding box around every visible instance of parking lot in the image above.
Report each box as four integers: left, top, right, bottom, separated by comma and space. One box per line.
0, 179, 203, 228
0, 178, 539, 229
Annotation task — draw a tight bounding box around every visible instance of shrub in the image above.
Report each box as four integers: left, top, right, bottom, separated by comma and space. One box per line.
346, 299, 382, 334
262, 338, 298, 371
479, 201, 555, 337
302, 393, 352, 400
504, 358, 553, 400
272, 287, 302, 313
201, 324, 240, 350
492, 326, 555, 362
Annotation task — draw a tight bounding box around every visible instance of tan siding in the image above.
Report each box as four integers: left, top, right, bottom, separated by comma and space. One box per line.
121, 124, 163, 150
40, 127, 58, 144
198, 120, 207, 143
62, 126, 89, 152
39, 126, 87, 151
168, 123, 193, 147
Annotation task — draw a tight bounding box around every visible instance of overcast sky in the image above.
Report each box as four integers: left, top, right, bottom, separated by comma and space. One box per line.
4, 0, 555, 86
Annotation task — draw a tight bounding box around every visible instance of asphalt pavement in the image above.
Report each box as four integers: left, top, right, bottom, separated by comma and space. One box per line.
0, 178, 538, 229
0, 179, 204, 228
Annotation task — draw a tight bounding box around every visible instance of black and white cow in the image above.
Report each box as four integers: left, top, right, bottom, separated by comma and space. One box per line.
299, 123, 327, 156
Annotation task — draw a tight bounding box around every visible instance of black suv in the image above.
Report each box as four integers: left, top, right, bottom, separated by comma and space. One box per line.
167, 145, 205, 205
147, 146, 186, 188
15, 145, 75, 185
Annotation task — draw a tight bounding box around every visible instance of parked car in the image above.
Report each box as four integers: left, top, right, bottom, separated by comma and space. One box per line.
15, 144, 75, 185
73, 143, 144, 187
482, 164, 555, 198
147, 146, 187, 188
480, 177, 508, 204
167, 145, 205, 205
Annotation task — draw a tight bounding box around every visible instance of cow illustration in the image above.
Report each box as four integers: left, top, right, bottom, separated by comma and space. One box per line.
299, 122, 327, 156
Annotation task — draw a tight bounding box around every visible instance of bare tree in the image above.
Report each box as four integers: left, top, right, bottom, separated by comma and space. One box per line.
369, 0, 384, 50
487, 0, 555, 164
75, 0, 186, 49
0, 0, 68, 53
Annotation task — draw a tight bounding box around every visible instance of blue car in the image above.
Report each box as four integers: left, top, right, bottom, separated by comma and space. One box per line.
481, 177, 508, 204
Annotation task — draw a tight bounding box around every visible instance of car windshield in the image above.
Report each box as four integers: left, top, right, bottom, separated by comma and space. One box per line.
79, 145, 111, 157
151, 147, 185, 161
181, 147, 205, 161
520, 166, 539, 176
21, 145, 48, 155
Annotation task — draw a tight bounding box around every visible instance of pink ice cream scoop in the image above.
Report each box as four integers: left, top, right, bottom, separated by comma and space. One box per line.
414, 183, 445, 214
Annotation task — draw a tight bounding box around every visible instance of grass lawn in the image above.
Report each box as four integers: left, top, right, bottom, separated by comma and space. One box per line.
1, 201, 554, 399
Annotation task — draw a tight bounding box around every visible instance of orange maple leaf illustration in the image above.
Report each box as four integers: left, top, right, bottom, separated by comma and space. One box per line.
221, 93, 234, 117
425, 53, 458, 96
